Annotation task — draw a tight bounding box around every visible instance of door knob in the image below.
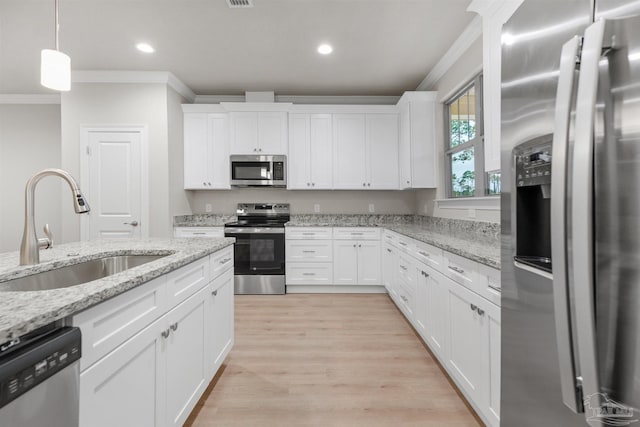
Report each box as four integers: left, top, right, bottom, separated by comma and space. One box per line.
124, 221, 139, 227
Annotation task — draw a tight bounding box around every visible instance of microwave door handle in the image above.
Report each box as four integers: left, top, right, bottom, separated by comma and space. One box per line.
550, 36, 582, 414
572, 19, 606, 422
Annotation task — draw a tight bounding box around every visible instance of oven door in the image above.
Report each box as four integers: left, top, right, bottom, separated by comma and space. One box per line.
224, 228, 285, 276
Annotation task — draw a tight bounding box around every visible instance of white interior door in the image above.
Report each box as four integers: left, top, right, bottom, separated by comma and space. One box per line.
82, 128, 146, 240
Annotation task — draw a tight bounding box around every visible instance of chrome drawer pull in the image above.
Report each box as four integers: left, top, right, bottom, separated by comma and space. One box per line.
400, 265, 408, 271
488, 284, 502, 293
302, 273, 316, 276
219, 257, 231, 264
418, 251, 430, 257
170, 322, 178, 332
212, 289, 218, 296
421, 271, 429, 278
477, 308, 485, 316
386, 248, 392, 253
470, 304, 477, 311
399, 241, 407, 246
449, 266, 465, 274
302, 250, 316, 253
302, 233, 315, 235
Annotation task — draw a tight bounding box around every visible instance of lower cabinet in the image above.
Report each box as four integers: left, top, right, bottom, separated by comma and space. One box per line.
204, 269, 235, 380
76, 251, 235, 427
382, 243, 398, 298
333, 240, 381, 285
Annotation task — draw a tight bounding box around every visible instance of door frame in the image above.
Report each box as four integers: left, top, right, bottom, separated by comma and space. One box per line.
79, 125, 149, 241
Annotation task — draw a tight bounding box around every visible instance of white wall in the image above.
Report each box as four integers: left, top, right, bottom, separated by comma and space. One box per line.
61, 83, 172, 241
414, 37, 500, 223
167, 86, 194, 218
187, 189, 416, 215
0, 104, 62, 252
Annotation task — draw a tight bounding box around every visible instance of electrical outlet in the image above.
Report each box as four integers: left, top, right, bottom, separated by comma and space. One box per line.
205, 204, 212, 213
368, 203, 375, 213
468, 209, 476, 218
314, 204, 321, 213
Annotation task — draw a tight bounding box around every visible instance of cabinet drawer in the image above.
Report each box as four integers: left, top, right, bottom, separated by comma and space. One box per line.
286, 227, 333, 240
383, 230, 398, 246
286, 240, 332, 262
443, 252, 478, 291
396, 278, 414, 319
166, 257, 210, 308
72, 276, 167, 371
174, 227, 224, 238
397, 253, 416, 292
286, 263, 333, 284
413, 241, 443, 272
333, 227, 380, 240
210, 246, 234, 280
396, 235, 415, 254
477, 263, 501, 307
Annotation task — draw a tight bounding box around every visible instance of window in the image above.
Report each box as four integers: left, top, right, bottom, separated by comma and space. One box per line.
445, 74, 492, 198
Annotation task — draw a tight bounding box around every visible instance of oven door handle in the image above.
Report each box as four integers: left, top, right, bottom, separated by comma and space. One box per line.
250, 266, 283, 272
224, 228, 285, 234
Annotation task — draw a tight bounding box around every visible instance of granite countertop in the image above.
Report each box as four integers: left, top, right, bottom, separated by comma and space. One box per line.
0, 238, 234, 343
286, 215, 500, 270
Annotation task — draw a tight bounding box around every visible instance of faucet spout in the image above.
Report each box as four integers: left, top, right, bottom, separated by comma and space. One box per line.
20, 168, 91, 266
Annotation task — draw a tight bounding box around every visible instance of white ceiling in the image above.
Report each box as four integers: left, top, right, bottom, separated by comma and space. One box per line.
0, 0, 475, 96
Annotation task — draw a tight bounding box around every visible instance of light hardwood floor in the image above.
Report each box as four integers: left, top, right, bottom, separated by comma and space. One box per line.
185, 294, 482, 427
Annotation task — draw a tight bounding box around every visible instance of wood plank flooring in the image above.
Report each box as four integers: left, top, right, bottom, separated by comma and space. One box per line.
185, 294, 482, 427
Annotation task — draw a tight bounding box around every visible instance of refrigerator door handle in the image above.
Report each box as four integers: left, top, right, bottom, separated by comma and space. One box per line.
571, 19, 607, 425
550, 35, 582, 414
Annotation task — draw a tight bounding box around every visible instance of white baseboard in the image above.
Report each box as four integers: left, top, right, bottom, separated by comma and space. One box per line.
286, 285, 387, 294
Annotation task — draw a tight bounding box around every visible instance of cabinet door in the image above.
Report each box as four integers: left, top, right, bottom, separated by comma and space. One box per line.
357, 240, 381, 285
445, 279, 485, 402
425, 270, 448, 359
208, 113, 231, 189
332, 114, 367, 189
165, 289, 207, 427
258, 112, 288, 154
484, 300, 501, 427
288, 113, 311, 189
398, 101, 412, 189
414, 267, 429, 339
366, 114, 399, 189
309, 114, 333, 189
79, 319, 166, 427
332, 241, 358, 285
382, 244, 398, 297
230, 112, 258, 154
184, 113, 209, 189
205, 269, 235, 381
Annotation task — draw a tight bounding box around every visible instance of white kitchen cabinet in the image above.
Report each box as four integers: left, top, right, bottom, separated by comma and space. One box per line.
397, 92, 437, 189
485, 299, 501, 427
229, 111, 288, 155
333, 114, 367, 189
332, 239, 381, 286
204, 268, 234, 381
333, 113, 400, 190
288, 113, 333, 189
79, 317, 165, 427
382, 243, 398, 299
165, 288, 207, 427
424, 268, 448, 359
174, 226, 225, 238
183, 113, 230, 190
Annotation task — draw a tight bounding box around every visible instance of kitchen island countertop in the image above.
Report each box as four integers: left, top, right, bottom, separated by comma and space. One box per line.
0, 238, 234, 343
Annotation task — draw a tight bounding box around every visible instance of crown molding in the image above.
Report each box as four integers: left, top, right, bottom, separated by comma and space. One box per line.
0, 94, 61, 104
416, 15, 483, 91
194, 94, 400, 105
72, 70, 196, 102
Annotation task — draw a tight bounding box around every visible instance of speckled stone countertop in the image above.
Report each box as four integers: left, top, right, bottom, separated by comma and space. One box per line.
0, 238, 234, 343
286, 214, 500, 270
174, 214, 236, 227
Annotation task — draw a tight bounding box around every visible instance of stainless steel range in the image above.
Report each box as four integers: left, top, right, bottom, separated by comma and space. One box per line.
224, 203, 289, 295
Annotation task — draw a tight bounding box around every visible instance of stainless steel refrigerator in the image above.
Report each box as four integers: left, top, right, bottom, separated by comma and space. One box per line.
502, 1, 640, 426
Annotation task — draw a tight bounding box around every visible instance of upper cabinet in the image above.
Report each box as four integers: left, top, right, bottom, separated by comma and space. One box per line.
397, 91, 437, 189
288, 113, 333, 189
229, 111, 288, 155
183, 111, 230, 190
333, 113, 399, 190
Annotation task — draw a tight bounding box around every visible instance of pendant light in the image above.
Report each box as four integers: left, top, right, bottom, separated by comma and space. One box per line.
41, 0, 70, 91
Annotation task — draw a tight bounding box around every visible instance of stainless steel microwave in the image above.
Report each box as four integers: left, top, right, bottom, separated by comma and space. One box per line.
230, 155, 287, 187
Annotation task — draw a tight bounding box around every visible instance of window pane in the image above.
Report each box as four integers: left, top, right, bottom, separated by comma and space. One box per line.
487, 170, 501, 195
449, 85, 477, 149
451, 148, 475, 197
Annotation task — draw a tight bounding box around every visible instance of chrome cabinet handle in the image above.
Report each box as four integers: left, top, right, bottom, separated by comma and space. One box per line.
259, 148, 262, 152
398, 241, 407, 246
350, 232, 364, 236
400, 265, 407, 271
353, 244, 356, 248
302, 250, 316, 253
193, 232, 206, 235
208, 182, 212, 186
386, 248, 392, 253
358, 244, 362, 248
418, 251, 430, 258
312, 183, 315, 187
421, 271, 429, 278
170, 322, 178, 332
303, 273, 316, 276
488, 284, 502, 293
363, 183, 366, 187
161, 328, 171, 339
203, 182, 207, 186
470, 304, 477, 311
123, 220, 139, 226
212, 289, 218, 296
477, 308, 485, 316
219, 257, 232, 264
302, 232, 315, 236
449, 265, 464, 274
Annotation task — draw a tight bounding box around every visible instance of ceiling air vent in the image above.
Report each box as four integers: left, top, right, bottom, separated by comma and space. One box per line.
226, 0, 254, 8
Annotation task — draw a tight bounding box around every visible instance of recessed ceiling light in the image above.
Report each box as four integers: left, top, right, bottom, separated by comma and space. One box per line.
317, 44, 333, 55
136, 43, 155, 53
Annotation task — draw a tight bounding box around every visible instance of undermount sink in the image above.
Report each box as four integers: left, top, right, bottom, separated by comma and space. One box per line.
0, 254, 167, 292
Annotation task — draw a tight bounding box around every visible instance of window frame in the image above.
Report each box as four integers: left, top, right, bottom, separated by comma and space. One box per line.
444, 74, 486, 198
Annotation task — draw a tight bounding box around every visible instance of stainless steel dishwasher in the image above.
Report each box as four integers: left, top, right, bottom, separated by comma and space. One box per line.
0, 326, 81, 427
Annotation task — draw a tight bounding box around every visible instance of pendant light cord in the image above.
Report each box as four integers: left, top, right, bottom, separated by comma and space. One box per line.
55, 0, 59, 51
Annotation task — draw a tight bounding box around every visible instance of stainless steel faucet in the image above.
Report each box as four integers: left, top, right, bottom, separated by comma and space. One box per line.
20, 168, 90, 265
